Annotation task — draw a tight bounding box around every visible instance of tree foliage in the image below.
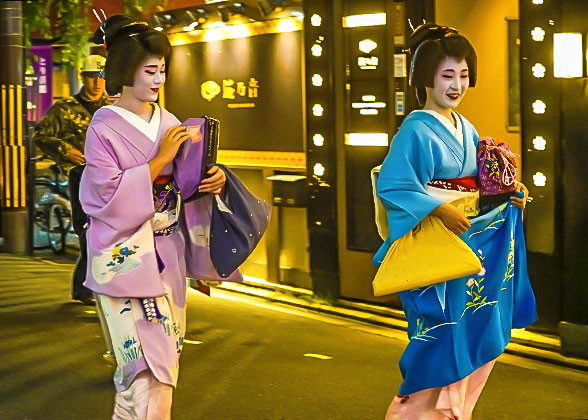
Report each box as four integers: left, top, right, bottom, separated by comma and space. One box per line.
22, 0, 168, 69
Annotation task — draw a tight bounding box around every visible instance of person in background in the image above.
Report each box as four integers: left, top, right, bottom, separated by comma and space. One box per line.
33, 54, 110, 305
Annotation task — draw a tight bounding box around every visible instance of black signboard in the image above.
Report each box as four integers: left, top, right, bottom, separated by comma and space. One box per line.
165, 31, 304, 152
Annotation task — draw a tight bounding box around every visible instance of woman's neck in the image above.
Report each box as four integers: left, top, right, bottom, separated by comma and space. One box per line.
115, 94, 154, 122
422, 102, 455, 127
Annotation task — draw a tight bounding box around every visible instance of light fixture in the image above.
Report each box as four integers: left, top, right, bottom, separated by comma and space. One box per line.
151, 14, 176, 31
257, 0, 285, 17
311, 14, 322, 27
351, 102, 386, 108
532, 136, 546, 150
533, 172, 547, 187
311, 44, 322, 57
313, 163, 325, 177
311, 74, 323, 86
554, 33, 583, 78
358, 39, 377, 53
312, 104, 324, 116
532, 63, 546, 78
532, 0, 544, 4
345, 133, 388, 146
532, 100, 546, 114
276, 17, 298, 33
342, 13, 386, 28
313, 134, 324, 146
362, 95, 376, 101
360, 109, 378, 115
218, 3, 247, 23
531, 27, 545, 42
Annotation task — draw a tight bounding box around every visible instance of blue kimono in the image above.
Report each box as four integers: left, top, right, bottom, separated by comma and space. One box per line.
374, 111, 537, 395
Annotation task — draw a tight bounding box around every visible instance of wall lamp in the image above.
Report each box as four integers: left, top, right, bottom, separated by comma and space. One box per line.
218, 2, 250, 23
553, 33, 583, 78
183, 9, 209, 31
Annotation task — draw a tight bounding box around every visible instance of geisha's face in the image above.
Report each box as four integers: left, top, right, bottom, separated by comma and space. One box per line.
126, 56, 166, 103
426, 56, 469, 111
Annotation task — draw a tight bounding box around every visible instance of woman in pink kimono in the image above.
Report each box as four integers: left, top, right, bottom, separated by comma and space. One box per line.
80, 16, 226, 419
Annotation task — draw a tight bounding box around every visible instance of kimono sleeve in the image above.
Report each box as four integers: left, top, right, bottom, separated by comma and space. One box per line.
80, 125, 155, 235
376, 121, 444, 243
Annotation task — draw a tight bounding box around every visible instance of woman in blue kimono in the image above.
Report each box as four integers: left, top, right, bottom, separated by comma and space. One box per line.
375, 24, 537, 419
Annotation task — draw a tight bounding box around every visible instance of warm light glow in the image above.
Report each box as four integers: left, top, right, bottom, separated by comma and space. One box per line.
311, 14, 322, 27
311, 44, 323, 57
554, 33, 583, 77
154, 27, 164, 31
312, 104, 324, 116
312, 74, 323, 86
532, 0, 544, 4
276, 18, 298, 33
183, 22, 198, 32
532, 63, 546, 78
313, 163, 325, 176
359, 39, 377, 53
171, 36, 189, 46
204, 27, 225, 42
533, 172, 547, 187
360, 109, 378, 115
345, 133, 388, 146
313, 134, 324, 146
229, 24, 250, 38
531, 27, 545, 41
532, 100, 546, 114
351, 102, 386, 108
532, 136, 546, 150
343, 13, 386, 28
362, 95, 376, 101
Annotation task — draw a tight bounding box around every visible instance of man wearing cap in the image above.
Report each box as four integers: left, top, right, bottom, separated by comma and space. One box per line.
33, 54, 110, 305
33, 54, 110, 171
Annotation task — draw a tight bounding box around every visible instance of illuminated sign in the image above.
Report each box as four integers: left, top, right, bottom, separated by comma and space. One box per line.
553, 33, 583, 78
201, 77, 259, 106
358, 56, 378, 70
358, 39, 377, 54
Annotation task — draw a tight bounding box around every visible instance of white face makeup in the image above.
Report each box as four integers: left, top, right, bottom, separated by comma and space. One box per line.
127, 56, 166, 103
425, 56, 469, 112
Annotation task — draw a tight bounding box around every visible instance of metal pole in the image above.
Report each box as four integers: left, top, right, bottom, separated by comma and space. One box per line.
0, 1, 28, 254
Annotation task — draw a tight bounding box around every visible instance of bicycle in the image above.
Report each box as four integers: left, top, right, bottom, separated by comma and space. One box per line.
32, 156, 73, 254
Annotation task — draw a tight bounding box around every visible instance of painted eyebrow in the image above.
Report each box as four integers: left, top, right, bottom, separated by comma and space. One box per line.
144, 64, 165, 69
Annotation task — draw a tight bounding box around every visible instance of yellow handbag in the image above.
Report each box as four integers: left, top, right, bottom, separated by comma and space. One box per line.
372, 215, 482, 296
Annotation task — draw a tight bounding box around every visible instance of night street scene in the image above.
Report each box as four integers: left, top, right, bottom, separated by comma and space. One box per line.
1, 0, 587, 419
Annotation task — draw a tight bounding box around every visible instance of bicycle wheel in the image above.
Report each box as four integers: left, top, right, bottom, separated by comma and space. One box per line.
33, 181, 53, 249
47, 203, 66, 254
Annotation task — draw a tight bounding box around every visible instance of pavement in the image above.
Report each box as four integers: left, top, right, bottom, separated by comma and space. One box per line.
1, 252, 588, 420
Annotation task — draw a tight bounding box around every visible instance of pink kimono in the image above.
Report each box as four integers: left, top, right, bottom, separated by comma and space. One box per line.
80, 104, 238, 393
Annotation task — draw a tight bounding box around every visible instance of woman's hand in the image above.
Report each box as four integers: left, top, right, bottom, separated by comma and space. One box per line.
149, 126, 191, 181
430, 202, 471, 235
198, 166, 226, 194
157, 126, 191, 164
510, 182, 529, 209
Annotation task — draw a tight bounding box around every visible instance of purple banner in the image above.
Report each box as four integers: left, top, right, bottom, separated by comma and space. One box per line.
29, 45, 53, 120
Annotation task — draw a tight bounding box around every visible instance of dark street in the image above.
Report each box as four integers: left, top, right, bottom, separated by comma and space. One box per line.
1, 255, 587, 420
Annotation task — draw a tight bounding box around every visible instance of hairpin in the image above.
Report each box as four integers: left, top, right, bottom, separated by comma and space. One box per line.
408, 19, 415, 31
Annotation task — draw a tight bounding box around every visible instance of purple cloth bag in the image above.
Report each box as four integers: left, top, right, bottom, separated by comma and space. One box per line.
477, 136, 518, 196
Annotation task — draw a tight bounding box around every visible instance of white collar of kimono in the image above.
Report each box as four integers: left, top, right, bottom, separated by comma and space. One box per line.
104, 104, 161, 143
414, 110, 463, 147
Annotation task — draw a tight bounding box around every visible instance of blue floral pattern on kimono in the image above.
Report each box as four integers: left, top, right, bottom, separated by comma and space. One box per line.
374, 111, 537, 395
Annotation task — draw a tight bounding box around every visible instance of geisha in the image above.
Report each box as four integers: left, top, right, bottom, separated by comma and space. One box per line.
374, 24, 537, 419
80, 15, 227, 419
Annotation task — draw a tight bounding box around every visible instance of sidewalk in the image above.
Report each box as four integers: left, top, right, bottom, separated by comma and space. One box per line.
2, 252, 587, 373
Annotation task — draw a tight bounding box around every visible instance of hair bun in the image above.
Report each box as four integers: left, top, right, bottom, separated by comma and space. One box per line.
91, 15, 149, 49
407, 23, 458, 54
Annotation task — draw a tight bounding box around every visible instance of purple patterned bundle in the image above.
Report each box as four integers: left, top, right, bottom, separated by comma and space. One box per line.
477, 137, 518, 196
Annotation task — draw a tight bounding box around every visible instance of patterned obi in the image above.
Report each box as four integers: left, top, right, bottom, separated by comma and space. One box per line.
426, 176, 479, 218
152, 175, 181, 236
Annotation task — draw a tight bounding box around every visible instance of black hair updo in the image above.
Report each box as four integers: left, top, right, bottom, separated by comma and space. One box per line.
407, 23, 477, 106
92, 15, 172, 96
